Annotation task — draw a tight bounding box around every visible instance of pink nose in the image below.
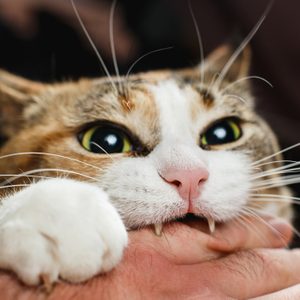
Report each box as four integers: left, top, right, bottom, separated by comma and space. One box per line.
160, 167, 209, 201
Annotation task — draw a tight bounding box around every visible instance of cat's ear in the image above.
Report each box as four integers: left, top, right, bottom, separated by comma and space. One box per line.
0, 70, 46, 142
201, 44, 251, 82
0, 69, 45, 99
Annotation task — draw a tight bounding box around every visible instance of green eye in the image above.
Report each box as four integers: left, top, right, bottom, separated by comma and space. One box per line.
79, 125, 133, 154
201, 118, 242, 147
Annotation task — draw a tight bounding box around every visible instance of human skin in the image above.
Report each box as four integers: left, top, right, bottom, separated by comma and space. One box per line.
253, 284, 300, 299
0, 217, 299, 300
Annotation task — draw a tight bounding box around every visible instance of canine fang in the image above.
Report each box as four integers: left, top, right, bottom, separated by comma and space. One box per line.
207, 217, 215, 233
154, 223, 163, 236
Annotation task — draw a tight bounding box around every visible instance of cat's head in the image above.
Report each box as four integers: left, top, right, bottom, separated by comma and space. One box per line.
0, 45, 292, 230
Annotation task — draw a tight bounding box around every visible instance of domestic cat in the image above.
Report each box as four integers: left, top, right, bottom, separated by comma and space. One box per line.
0, 44, 294, 286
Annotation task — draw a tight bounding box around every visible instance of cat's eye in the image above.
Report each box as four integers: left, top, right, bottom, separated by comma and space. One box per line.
201, 118, 242, 147
78, 125, 133, 154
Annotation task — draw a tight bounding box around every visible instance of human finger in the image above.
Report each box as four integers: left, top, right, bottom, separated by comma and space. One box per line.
251, 283, 300, 299
207, 248, 300, 299
207, 216, 292, 252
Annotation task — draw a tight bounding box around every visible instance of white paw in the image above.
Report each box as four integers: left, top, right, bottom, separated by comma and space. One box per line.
0, 178, 127, 285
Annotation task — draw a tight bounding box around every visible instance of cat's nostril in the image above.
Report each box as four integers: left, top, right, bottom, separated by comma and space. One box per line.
198, 177, 207, 185
170, 180, 181, 187
159, 167, 209, 201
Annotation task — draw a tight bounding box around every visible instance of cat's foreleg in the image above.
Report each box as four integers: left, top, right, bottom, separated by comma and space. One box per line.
0, 178, 127, 286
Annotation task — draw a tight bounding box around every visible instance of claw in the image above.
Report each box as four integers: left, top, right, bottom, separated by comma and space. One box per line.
40, 273, 54, 294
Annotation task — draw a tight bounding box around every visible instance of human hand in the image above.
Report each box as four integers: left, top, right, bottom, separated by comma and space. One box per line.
0, 216, 295, 299
252, 283, 300, 299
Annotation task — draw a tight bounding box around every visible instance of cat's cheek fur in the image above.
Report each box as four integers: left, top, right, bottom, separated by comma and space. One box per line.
0, 178, 127, 285
100, 157, 186, 228
197, 151, 251, 221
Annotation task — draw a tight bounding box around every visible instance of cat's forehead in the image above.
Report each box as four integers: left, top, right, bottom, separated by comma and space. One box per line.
61, 73, 252, 143
31, 71, 255, 150
82, 72, 252, 119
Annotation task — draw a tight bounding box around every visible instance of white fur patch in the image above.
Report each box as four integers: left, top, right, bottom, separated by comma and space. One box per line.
150, 80, 194, 141
0, 178, 127, 285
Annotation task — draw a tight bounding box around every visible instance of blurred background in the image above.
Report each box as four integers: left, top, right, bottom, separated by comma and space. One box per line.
0, 0, 300, 241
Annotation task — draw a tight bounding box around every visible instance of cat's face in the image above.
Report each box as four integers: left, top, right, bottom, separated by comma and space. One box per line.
0, 45, 292, 230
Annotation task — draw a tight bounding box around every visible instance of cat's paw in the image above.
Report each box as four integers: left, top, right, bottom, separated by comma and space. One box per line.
0, 178, 127, 285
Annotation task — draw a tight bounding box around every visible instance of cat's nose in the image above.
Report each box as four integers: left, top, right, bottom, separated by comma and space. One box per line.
160, 167, 209, 201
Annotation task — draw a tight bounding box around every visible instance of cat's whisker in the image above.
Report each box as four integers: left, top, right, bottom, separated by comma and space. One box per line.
251, 161, 300, 179
250, 198, 300, 206
246, 206, 300, 240
236, 212, 272, 246
251, 166, 263, 173
241, 207, 289, 246
0, 168, 99, 186
213, 1, 271, 91
206, 72, 220, 96
0, 152, 103, 171
250, 163, 291, 176
252, 177, 298, 188
251, 176, 300, 190
251, 160, 297, 169
251, 174, 300, 187
222, 75, 273, 93
250, 193, 300, 201
0, 174, 49, 178
231, 215, 255, 236
225, 93, 248, 104
249, 202, 271, 210
233, 215, 273, 246
109, 0, 123, 96
0, 184, 30, 190
124, 47, 173, 95
252, 143, 300, 166
250, 194, 300, 204
70, 0, 118, 95
254, 183, 300, 190
252, 169, 300, 181
257, 162, 300, 175
188, 1, 205, 86
0, 174, 51, 182
252, 178, 300, 190
251, 182, 300, 191
90, 142, 115, 161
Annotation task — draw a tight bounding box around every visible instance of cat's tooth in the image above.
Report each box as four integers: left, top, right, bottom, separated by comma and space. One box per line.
154, 223, 163, 236
207, 217, 215, 233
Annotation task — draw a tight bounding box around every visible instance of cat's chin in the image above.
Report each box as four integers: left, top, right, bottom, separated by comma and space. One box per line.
153, 213, 217, 236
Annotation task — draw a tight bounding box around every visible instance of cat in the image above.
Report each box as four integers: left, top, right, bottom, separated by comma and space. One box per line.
0, 44, 294, 286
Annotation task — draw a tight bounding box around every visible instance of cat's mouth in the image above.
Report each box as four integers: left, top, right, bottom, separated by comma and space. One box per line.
153, 213, 216, 236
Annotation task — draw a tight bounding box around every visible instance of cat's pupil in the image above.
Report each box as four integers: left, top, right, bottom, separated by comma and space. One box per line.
90, 128, 123, 153
207, 123, 234, 144
202, 119, 241, 146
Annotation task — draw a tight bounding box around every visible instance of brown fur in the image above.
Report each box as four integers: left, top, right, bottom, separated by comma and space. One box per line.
0, 45, 293, 220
